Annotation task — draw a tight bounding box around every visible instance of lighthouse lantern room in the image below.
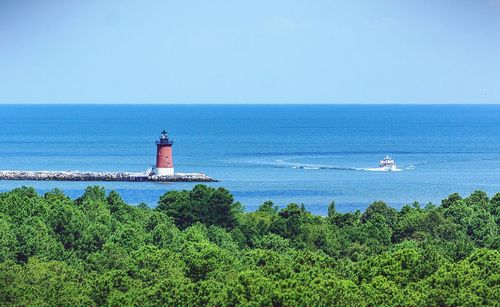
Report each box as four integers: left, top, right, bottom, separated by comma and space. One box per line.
155, 130, 174, 176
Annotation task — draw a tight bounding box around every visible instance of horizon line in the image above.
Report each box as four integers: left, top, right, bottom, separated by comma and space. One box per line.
0, 102, 499, 106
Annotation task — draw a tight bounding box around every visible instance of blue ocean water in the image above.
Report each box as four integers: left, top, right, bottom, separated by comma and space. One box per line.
0, 104, 499, 215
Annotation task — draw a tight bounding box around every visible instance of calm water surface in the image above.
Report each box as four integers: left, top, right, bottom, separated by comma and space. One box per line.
0, 105, 499, 214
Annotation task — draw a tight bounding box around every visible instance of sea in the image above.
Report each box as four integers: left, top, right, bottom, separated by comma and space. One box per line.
0, 104, 499, 215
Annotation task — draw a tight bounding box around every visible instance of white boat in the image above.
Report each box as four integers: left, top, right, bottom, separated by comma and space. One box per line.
379, 156, 397, 171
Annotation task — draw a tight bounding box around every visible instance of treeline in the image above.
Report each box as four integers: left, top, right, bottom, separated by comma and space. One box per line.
0, 185, 498, 306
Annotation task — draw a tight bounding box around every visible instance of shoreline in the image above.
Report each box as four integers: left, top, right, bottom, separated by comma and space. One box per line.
0, 170, 217, 182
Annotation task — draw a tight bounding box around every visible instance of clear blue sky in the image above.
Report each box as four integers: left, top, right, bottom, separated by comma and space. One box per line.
1, 0, 499, 104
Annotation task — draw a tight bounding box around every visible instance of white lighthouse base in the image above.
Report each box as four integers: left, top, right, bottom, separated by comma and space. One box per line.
156, 167, 174, 176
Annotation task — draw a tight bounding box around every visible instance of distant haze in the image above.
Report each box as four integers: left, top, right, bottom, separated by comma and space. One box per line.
1, 0, 500, 104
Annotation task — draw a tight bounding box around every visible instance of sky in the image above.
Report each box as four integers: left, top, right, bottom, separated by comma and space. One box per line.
0, 0, 499, 104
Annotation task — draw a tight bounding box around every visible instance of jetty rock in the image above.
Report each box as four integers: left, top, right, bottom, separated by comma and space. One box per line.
0, 170, 217, 182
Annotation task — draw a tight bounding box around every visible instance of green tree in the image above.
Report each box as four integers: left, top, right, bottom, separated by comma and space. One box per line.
157, 185, 241, 229
15, 217, 63, 262
270, 203, 312, 241
441, 192, 462, 208
0, 187, 498, 306
361, 200, 397, 227
0, 216, 17, 262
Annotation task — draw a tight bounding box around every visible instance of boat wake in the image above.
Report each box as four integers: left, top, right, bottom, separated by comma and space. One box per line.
281, 156, 414, 172
224, 158, 414, 172
359, 167, 403, 172
291, 165, 406, 172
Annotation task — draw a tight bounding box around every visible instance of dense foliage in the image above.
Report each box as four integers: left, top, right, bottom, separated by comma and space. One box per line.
0, 185, 498, 306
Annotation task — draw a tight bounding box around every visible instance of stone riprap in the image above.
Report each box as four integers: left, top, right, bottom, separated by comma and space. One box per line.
0, 170, 217, 182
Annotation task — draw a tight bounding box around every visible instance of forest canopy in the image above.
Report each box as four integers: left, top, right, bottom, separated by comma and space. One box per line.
0, 185, 498, 306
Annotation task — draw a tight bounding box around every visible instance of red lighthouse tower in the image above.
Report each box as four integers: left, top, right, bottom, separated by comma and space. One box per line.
155, 130, 174, 176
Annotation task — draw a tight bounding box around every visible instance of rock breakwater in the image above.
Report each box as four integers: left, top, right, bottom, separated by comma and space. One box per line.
0, 170, 217, 182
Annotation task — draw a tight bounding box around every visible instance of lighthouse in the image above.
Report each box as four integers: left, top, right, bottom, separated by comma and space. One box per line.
155, 130, 174, 176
